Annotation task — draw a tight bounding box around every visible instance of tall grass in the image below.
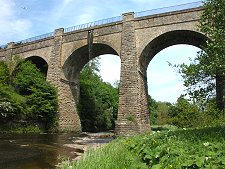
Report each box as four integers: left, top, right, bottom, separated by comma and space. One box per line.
57, 139, 147, 169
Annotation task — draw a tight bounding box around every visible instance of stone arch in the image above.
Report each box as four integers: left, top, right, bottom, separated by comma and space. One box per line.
135, 30, 208, 130
25, 56, 48, 78
93, 39, 121, 57
63, 43, 119, 81
60, 42, 120, 131
62, 43, 119, 91
139, 30, 208, 72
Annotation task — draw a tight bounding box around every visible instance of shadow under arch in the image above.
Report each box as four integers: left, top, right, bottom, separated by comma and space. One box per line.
25, 56, 48, 78
139, 30, 208, 72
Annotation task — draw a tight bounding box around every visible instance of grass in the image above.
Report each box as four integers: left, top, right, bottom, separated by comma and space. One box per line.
0, 124, 42, 134
57, 126, 225, 169
57, 139, 147, 169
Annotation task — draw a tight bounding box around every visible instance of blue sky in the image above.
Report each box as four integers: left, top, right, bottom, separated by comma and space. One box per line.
0, 0, 201, 103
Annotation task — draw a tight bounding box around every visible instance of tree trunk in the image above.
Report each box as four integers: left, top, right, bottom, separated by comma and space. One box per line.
216, 75, 225, 110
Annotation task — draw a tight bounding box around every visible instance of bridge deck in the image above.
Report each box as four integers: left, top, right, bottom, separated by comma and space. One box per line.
0, 1, 202, 49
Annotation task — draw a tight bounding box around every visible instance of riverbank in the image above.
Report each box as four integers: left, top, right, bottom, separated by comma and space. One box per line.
57, 126, 225, 169
0, 124, 42, 134
62, 132, 114, 161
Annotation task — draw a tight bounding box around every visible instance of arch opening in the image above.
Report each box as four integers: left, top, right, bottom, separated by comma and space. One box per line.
148, 44, 201, 103
62, 43, 120, 132
25, 56, 48, 78
139, 30, 207, 125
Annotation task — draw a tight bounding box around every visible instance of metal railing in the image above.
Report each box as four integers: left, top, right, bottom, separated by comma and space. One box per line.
15, 32, 54, 45
134, 1, 203, 18
0, 1, 203, 48
64, 15, 122, 33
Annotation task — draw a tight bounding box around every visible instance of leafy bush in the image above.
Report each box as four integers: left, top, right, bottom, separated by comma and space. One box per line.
0, 61, 9, 85
168, 97, 201, 128
0, 59, 58, 131
12, 61, 45, 95
0, 124, 41, 134
26, 82, 58, 129
167, 96, 225, 128
125, 126, 225, 168
12, 61, 58, 130
0, 84, 26, 122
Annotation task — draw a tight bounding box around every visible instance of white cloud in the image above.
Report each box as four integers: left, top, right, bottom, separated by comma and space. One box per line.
0, 0, 32, 44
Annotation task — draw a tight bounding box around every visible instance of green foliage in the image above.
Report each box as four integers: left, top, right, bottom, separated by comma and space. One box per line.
125, 126, 225, 168
155, 102, 171, 125
0, 123, 41, 134
0, 84, 26, 123
149, 96, 171, 125
78, 58, 118, 132
167, 96, 225, 128
12, 61, 58, 130
12, 61, 45, 95
6, 55, 22, 77
26, 82, 58, 129
0, 61, 10, 85
0, 58, 58, 131
198, 99, 225, 127
172, 0, 225, 109
168, 96, 200, 128
126, 114, 136, 123
149, 96, 158, 124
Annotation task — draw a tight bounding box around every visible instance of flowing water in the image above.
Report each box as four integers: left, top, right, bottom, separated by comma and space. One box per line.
0, 133, 113, 169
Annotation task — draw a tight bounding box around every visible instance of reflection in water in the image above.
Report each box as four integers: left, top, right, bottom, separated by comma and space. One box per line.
0, 133, 85, 169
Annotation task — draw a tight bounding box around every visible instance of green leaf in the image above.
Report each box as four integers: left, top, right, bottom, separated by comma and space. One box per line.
151, 164, 161, 169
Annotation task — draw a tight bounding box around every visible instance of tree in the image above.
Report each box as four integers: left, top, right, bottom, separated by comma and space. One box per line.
156, 101, 171, 125
148, 95, 158, 124
0, 58, 58, 131
78, 58, 119, 132
0, 84, 26, 123
0, 61, 26, 123
175, 0, 225, 109
12, 61, 45, 95
0, 61, 10, 85
168, 96, 200, 128
12, 61, 58, 130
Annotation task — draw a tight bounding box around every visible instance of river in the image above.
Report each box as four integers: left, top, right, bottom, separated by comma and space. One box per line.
0, 133, 113, 169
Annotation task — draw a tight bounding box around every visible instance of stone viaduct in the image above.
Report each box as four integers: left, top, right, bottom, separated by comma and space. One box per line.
0, 2, 207, 135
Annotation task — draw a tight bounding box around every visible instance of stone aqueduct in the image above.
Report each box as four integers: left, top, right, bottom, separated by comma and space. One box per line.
0, 2, 207, 135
